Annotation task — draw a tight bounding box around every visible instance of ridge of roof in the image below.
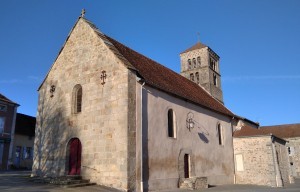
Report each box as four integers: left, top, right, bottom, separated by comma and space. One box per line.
180, 42, 208, 54
0, 93, 19, 106
234, 124, 300, 139
101, 34, 235, 117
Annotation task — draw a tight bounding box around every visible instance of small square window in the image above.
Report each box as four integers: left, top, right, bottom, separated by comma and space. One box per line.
0, 104, 7, 112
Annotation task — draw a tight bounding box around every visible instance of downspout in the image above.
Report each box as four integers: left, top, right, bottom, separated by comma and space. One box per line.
271, 135, 283, 187
231, 117, 236, 184
140, 81, 145, 192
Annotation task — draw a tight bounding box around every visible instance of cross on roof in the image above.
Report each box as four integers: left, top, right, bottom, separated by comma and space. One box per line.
81, 9, 86, 18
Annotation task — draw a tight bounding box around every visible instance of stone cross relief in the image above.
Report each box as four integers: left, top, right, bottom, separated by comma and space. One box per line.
100, 70, 107, 85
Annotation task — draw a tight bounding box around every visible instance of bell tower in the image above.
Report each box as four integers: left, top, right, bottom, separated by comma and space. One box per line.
180, 42, 224, 103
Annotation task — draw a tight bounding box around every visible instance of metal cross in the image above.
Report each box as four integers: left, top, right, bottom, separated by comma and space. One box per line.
81, 9, 86, 18
100, 70, 107, 85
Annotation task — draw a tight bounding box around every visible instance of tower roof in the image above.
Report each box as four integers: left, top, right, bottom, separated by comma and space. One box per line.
180, 42, 208, 54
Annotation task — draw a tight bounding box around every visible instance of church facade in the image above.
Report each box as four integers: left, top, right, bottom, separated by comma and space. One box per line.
33, 15, 271, 191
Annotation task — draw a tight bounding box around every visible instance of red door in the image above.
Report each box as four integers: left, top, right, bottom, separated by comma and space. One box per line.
69, 138, 82, 175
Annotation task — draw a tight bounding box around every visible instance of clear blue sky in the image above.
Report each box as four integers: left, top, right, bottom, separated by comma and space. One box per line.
0, 0, 299, 126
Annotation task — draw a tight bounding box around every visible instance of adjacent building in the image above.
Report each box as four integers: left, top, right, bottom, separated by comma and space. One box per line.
0, 93, 19, 170
12, 113, 36, 169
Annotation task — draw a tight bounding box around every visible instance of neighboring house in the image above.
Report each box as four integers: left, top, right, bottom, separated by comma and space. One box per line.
0, 93, 19, 170
12, 113, 36, 169
233, 125, 292, 187
260, 124, 300, 178
32, 14, 251, 191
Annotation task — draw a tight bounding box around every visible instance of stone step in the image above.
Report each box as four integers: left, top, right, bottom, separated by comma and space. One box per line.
63, 182, 97, 188
29, 175, 95, 188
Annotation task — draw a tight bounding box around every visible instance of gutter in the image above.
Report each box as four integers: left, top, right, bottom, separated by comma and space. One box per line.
140, 80, 145, 192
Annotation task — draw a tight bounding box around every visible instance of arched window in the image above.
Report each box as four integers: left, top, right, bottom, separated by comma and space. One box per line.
73, 85, 82, 114
197, 56, 201, 67
213, 74, 217, 86
217, 123, 223, 145
196, 72, 199, 84
168, 109, 176, 138
188, 59, 192, 69
190, 73, 194, 81
193, 58, 196, 68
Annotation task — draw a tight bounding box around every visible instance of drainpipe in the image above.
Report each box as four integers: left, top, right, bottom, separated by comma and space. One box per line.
140, 81, 145, 192
271, 135, 283, 187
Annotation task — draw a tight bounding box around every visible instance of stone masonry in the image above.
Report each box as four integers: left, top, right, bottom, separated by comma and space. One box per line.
32, 18, 136, 191
180, 45, 223, 103
233, 136, 291, 187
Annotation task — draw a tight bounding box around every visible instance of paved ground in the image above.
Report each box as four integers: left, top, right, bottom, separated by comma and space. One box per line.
0, 171, 299, 192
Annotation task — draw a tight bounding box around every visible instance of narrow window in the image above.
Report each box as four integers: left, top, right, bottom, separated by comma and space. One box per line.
288, 146, 295, 156
196, 72, 199, 84
73, 85, 83, 114
168, 109, 176, 138
0, 104, 7, 112
210, 58, 214, 69
190, 73, 194, 81
213, 74, 217, 86
0, 117, 5, 133
193, 58, 196, 68
188, 59, 192, 69
197, 56, 201, 67
217, 123, 223, 145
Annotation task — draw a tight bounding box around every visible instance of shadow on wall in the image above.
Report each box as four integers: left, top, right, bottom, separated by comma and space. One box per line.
32, 87, 76, 177
198, 133, 209, 143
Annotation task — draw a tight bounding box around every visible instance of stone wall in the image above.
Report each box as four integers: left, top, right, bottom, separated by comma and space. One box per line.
233, 136, 277, 186
233, 136, 291, 187
143, 85, 235, 191
32, 18, 135, 191
286, 137, 300, 177
180, 47, 223, 103
274, 138, 290, 185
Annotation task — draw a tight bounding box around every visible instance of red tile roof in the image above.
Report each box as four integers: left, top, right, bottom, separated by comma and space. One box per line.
103, 34, 234, 117
233, 124, 300, 138
180, 42, 208, 54
15, 113, 36, 136
0, 93, 18, 105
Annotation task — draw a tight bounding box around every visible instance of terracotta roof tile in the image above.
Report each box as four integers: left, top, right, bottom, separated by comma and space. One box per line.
104, 35, 234, 117
234, 124, 300, 138
180, 42, 208, 54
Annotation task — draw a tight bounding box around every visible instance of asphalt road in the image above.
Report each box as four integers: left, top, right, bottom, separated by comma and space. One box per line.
0, 171, 299, 192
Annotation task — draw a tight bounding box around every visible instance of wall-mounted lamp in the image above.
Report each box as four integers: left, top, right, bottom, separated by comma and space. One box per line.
186, 112, 195, 131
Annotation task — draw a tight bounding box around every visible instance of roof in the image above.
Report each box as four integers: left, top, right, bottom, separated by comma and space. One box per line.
101, 29, 235, 117
15, 113, 36, 136
260, 124, 300, 138
39, 17, 235, 118
0, 93, 19, 105
180, 42, 208, 54
233, 123, 300, 139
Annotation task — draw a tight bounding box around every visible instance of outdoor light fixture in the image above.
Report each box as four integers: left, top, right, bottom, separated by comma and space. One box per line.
186, 112, 195, 131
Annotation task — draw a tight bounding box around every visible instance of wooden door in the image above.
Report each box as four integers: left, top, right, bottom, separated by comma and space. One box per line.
68, 138, 81, 175
184, 154, 189, 178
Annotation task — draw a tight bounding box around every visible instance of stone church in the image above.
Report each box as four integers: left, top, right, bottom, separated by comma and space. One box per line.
32, 13, 294, 191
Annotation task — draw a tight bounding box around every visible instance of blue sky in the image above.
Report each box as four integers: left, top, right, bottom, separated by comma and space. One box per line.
0, 0, 299, 126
